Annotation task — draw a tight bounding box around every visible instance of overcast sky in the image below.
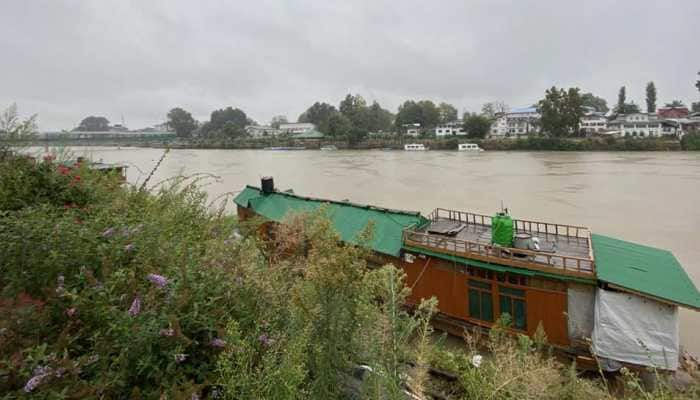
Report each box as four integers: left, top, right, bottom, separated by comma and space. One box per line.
2, 0, 699, 131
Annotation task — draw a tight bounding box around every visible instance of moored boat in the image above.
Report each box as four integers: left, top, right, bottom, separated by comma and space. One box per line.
404, 143, 428, 151
458, 143, 484, 152
320, 145, 338, 151
264, 146, 306, 151
234, 177, 700, 373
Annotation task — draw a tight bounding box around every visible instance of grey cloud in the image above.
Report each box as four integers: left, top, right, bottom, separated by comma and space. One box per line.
1, 0, 699, 130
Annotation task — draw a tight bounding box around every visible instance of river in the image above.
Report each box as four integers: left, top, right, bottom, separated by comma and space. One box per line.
51, 146, 700, 353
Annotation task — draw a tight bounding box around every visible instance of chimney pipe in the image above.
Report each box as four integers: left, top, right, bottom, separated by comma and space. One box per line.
261, 176, 274, 194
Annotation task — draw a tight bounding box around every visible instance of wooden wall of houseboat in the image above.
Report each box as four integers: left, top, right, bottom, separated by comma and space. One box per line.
400, 254, 570, 347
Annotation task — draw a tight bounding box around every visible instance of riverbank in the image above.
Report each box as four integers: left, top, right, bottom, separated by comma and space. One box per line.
2, 152, 699, 398
32, 133, 700, 151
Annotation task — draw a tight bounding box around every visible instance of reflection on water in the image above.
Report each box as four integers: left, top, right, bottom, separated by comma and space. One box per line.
45, 147, 700, 353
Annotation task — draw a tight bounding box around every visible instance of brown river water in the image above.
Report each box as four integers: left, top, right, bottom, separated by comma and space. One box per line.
50, 147, 700, 353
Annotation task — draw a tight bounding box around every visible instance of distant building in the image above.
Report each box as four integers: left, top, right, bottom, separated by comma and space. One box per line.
245, 125, 281, 138
490, 107, 540, 138
292, 129, 325, 139
434, 120, 465, 136
657, 107, 689, 119
402, 123, 421, 137
279, 122, 315, 135
109, 124, 129, 132
607, 113, 682, 138
580, 111, 608, 135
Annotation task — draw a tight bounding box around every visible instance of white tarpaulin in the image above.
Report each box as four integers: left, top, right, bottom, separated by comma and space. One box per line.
592, 288, 679, 370
567, 284, 595, 342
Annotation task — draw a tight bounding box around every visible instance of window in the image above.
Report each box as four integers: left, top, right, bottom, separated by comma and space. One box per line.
499, 286, 527, 330
468, 279, 493, 322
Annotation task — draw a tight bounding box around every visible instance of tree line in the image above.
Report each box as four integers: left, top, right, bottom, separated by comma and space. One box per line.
78, 70, 700, 140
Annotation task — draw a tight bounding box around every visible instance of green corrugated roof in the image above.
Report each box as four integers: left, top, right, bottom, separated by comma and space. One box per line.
403, 246, 597, 284
592, 234, 700, 310
292, 129, 325, 139
234, 186, 427, 257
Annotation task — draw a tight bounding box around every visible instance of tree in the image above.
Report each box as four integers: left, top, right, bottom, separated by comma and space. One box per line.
537, 86, 585, 137
692, 102, 700, 113
0, 103, 37, 155
462, 113, 492, 138
620, 102, 641, 114
200, 106, 250, 138
481, 101, 508, 118
339, 94, 370, 132
325, 112, 352, 137
695, 71, 700, 94
437, 102, 458, 124
270, 115, 288, 129
394, 100, 440, 131
366, 101, 393, 132
298, 102, 337, 132
615, 86, 626, 114
645, 82, 657, 113
75, 116, 110, 131
665, 100, 686, 108
581, 93, 609, 113
167, 107, 197, 138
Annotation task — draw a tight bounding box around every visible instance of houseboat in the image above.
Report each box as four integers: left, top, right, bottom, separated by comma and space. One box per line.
404, 143, 428, 151
234, 178, 700, 372
458, 143, 484, 152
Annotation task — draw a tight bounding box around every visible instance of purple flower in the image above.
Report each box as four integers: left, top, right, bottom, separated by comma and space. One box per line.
66, 307, 78, 317
159, 328, 174, 337
147, 273, 168, 288
128, 296, 141, 316
124, 243, 136, 252
24, 374, 46, 392
24, 366, 52, 393
258, 333, 272, 347
174, 353, 187, 363
210, 338, 226, 348
101, 227, 115, 238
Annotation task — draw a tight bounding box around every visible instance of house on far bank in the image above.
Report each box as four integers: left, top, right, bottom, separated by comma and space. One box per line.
490, 107, 540, 138
291, 129, 324, 139
607, 113, 683, 138
580, 110, 608, 135
434, 120, 466, 136
279, 122, 315, 135
402, 123, 421, 137
246, 125, 281, 138
657, 106, 690, 119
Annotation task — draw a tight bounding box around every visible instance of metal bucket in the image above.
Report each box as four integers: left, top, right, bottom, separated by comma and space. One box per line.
513, 233, 532, 249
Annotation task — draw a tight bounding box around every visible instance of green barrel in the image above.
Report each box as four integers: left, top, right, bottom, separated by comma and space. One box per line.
491, 213, 514, 247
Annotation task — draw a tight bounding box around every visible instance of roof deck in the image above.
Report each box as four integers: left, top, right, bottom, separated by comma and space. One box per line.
403, 208, 595, 278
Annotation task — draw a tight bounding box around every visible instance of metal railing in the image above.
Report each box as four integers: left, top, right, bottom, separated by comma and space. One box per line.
427, 208, 591, 239
403, 228, 595, 276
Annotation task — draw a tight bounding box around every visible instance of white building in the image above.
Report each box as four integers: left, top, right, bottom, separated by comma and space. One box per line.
245, 125, 280, 138
402, 123, 421, 137
279, 122, 315, 135
607, 113, 682, 138
434, 120, 465, 136
490, 107, 540, 138
580, 111, 608, 135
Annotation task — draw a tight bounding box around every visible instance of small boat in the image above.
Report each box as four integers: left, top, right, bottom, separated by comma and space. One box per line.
404, 143, 428, 151
264, 146, 306, 151
320, 145, 338, 151
458, 143, 484, 152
